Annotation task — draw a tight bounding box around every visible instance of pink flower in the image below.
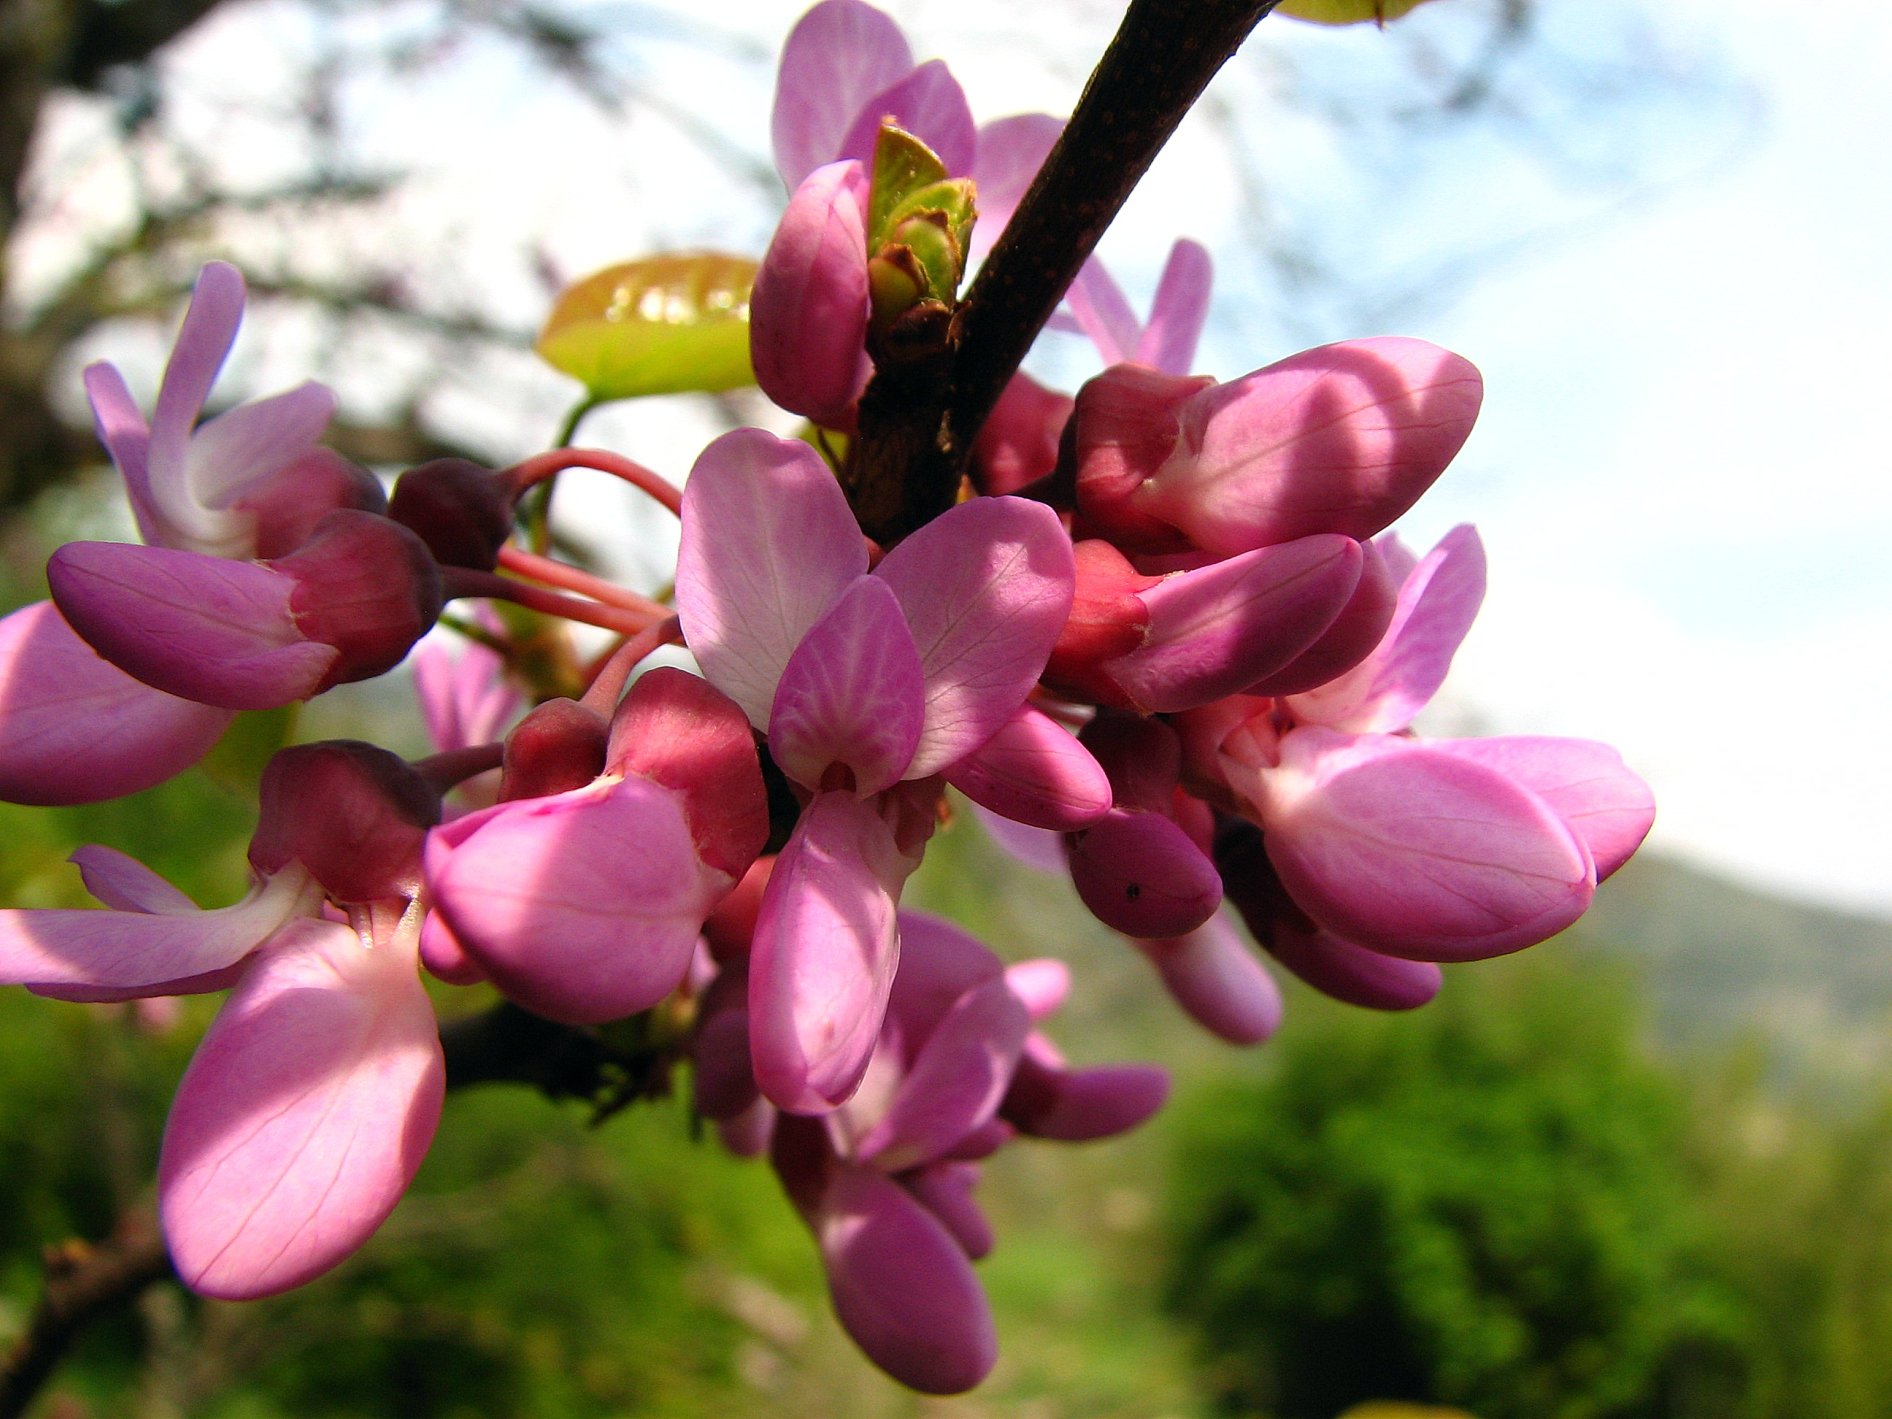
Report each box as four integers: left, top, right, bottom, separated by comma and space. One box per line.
676, 428, 1085, 1111
1211, 527, 1654, 963
0, 743, 448, 1297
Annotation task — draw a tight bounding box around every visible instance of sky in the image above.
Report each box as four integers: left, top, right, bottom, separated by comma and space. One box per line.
35, 0, 1888, 914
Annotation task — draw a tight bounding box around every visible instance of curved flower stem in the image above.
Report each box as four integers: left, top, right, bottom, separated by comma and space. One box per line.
848, 0, 1281, 543
439, 567, 657, 638
413, 742, 507, 794
579, 614, 683, 715
496, 544, 673, 619
504, 447, 685, 516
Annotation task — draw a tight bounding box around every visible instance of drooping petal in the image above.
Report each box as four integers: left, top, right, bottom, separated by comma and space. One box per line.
1432, 735, 1654, 882
836, 60, 977, 179
185, 381, 337, 513
855, 975, 1028, 1172
424, 776, 719, 1024
1135, 239, 1213, 375
0, 600, 233, 805
1002, 1036, 1170, 1142
751, 160, 872, 427
49, 542, 335, 710
770, 576, 925, 795
0, 866, 314, 993
817, 1165, 998, 1394
1264, 919, 1443, 1011
772, 0, 915, 186
1287, 523, 1485, 733
873, 495, 1074, 776
1259, 726, 1594, 961
1128, 337, 1484, 557
159, 916, 443, 1298
677, 429, 868, 727
750, 792, 913, 1113
1133, 915, 1284, 1045
1106, 534, 1362, 713
941, 705, 1112, 831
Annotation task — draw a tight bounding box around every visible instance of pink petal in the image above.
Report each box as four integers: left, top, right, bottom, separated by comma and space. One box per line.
159, 917, 443, 1298
1002, 958, 1070, 1022
1264, 919, 1443, 1011
1129, 337, 1484, 557
942, 705, 1112, 831
836, 60, 977, 179
185, 381, 337, 513
417, 910, 484, 986
144, 264, 252, 553
1061, 258, 1141, 366
886, 909, 1005, 1043
904, 1161, 993, 1259
607, 667, 769, 879
817, 1165, 998, 1394
677, 429, 868, 727
1135, 239, 1213, 375
70, 845, 197, 913
772, 0, 915, 186
966, 113, 1063, 267
1288, 523, 1486, 733
873, 495, 1075, 776
48, 542, 334, 710
1106, 534, 1362, 713
424, 777, 720, 1024
750, 792, 914, 1113
1134, 915, 1284, 1045
1003, 1038, 1170, 1141
0, 866, 313, 993
770, 576, 925, 795
1068, 808, 1222, 939
751, 160, 872, 427
1246, 535, 1399, 696
82, 361, 161, 546
855, 975, 1028, 1172
1260, 727, 1594, 961
1432, 735, 1654, 882
0, 600, 232, 804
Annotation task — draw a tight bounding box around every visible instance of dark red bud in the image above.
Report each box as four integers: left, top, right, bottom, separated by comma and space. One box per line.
250, 740, 440, 902
500, 698, 608, 801
238, 448, 388, 560
272, 509, 444, 692
1067, 807, 1222, 939
388, 459, 515, 572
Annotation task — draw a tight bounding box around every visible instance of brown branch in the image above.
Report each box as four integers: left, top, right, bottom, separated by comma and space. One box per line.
0, 1212, 173, 1419
846, 0, 1282, 543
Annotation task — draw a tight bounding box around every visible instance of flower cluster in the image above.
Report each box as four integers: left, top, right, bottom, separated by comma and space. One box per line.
0, 0, 1651, 1397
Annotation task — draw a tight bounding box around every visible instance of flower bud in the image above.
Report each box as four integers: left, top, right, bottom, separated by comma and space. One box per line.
1070, 364, 1213, 551
388, 459, 515, 571
499, 698, 608, 801
250, 741, 440, 902
238, 448, 388, 560
272, 510, 444, 692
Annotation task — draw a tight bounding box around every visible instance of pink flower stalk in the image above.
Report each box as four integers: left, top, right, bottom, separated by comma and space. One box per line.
1073, 337, 1484, 558
676, 428, 1086, 1112
755, 912, 1164, 1393
0, 742, 449, 1297
424, 668, 769, 1023
1208, 526, 1655, 963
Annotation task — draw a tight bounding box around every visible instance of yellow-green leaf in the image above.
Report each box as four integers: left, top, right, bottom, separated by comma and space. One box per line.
1275, 0, 1437, 25
535, 253, 757, 401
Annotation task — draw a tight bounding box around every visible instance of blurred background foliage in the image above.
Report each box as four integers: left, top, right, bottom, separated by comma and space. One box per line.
4, 0, 1891, 1416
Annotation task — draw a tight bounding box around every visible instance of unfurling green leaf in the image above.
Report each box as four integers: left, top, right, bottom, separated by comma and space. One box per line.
535, 253, 757, 401
1275, 0, 1438, 25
